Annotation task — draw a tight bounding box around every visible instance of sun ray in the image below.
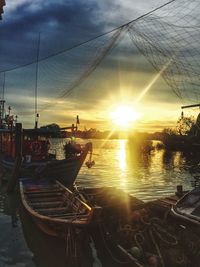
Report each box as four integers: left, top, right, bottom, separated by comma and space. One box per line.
136, 59, 172, 103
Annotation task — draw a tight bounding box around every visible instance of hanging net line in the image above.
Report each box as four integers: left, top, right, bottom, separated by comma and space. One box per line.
1, 0, 200, 119
127, 0, 200, 105
38, 27, 124, 113
0, 28, 124, 116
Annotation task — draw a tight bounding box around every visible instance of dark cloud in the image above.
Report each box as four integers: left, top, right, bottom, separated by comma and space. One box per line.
0, 0, 186, 131
0, 0, 104, 71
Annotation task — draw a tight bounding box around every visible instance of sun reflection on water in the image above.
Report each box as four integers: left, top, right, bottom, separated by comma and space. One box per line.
117, 139, 128, 190
118, 139, 127, 171
74, 139, 195, 201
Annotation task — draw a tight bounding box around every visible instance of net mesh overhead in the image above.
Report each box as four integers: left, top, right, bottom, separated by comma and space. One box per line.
1, 0, 200, 118
127, 0, 200, 105
0, 29, 123, 116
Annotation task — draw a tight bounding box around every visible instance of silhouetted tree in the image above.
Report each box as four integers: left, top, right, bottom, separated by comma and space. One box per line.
176, 116, 195, 135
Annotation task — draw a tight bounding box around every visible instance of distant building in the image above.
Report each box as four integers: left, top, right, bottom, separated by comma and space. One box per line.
0, 0, 6, 20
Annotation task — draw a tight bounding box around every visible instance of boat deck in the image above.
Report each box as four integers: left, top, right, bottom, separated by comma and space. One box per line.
20, 178, 93, 224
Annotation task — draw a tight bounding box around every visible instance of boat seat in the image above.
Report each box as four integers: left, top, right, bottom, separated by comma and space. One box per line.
30, 197, 63, 203
191, 205, 200, 217
35, 207, 68, 215
25, 188, 64, 194
26, 192, 63, 198
30, 201, 62, 208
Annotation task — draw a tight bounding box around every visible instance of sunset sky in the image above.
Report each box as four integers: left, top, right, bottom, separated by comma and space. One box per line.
0, 0, 194, 132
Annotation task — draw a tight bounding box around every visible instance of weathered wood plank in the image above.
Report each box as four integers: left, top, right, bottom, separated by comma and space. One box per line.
29, 197, 63, 203
24, 185, 59, 190
35, 207, 68, 214
25, 188, 64, 194
26, 192, 63, 198
30, 201, 62, 208
49, 212, 87, 219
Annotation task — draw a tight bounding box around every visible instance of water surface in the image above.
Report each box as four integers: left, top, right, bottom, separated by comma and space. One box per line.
74, 139, 197, 201
0, 138, 199, 267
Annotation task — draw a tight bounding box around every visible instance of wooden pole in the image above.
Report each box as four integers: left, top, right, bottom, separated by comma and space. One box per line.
181, 104, 200, 109
7, 123, 23, 193
35, 33, 40, 129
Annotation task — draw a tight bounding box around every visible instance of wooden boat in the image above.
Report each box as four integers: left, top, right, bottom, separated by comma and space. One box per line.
19, 178, 100, 238
1, 123, 93, 186
78, 187, 146, 267
3, 141, 93, 186
172, 187, 200, 225
78, 187, 200, 267
0, 101, 94, 186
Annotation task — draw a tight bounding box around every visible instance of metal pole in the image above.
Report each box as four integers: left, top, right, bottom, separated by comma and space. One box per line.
35, 33, 40, 128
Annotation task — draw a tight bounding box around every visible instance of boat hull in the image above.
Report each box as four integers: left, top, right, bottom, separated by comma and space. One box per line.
172, 187, 200, 225
19, 178, 94, 238
3, 142, 92, 186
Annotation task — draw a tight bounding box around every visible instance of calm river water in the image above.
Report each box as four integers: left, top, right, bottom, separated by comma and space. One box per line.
0, 138, 199, 267
52, 138, 198, 201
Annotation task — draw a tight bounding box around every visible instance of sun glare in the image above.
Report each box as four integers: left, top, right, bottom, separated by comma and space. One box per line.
110, 105, 140, 128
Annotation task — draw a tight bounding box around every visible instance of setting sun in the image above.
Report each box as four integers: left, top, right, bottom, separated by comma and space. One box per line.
110, 105, 140, 128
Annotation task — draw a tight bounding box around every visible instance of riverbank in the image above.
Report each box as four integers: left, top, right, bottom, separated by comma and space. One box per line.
0, 213, 35, 267
0, 153, 35, 267
0, 175, 35, 267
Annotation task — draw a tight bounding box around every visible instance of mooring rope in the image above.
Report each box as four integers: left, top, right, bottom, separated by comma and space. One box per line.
99, 222, 144, 266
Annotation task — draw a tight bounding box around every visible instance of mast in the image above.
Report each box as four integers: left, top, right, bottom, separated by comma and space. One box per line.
2, 71, 5, 101
0, 72, 5, 126
35, 32, 40, 129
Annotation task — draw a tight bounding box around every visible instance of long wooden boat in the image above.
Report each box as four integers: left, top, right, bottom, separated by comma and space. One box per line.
3, 142, 92, 186
0, 107, 94, 186
171, 187, 200, 225
19, 178, 100, 238
79, 187, 200, 267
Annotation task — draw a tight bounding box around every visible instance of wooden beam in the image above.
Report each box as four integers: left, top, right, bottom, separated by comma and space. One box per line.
24, 188, 64, 194
35, 207, 68, 214
30, 197, 63, 203
60, 126, 77, 130
26, 192, 63, 198
181, 104, 200, 109
30, 201, 62, 208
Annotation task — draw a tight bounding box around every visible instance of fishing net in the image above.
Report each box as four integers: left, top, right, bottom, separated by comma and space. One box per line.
0, 28, 123, 118
1, 0, 200, 122
127, 0, 200, 105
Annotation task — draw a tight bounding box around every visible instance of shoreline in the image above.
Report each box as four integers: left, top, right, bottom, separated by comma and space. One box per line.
0, 213, 35, 267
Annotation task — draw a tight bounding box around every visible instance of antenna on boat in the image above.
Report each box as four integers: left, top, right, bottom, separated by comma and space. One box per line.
0, 72, 5, 126
35, 32, 41, 129
76, 115, 80, 128
8, 105, 11, 115
73, 115, 80, 137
